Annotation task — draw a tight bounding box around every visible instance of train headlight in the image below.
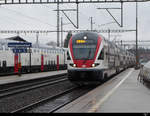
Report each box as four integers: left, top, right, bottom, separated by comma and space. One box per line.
92, 64, 95, 67
73, 64, 76, 67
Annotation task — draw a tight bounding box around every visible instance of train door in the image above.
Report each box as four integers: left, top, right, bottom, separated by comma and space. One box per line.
103, 46, 107, 64
57, 55, 59, 70
41, 54, 44, 71
14, 53, 18, 73
105, 45, 109, 67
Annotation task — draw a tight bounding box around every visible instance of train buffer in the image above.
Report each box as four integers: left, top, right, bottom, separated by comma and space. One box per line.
56, 68, 150, 113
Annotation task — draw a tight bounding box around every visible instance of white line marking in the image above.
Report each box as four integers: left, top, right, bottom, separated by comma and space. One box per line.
88, 69, 134, 112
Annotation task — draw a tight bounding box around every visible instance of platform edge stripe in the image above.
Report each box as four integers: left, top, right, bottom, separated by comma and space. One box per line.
88, 68, 134, 113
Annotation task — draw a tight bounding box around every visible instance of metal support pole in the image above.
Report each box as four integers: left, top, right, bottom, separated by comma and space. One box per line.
77, 3, 79, 29
121, 40, 122, 46
57, 0, 60, 47
18, 53, 21, 76
121, 2, 123, 27
29, 47, 31, 72
61, 17, 63, 47
136, 2, 139, 69
90, 17, 93, 31
108, 29, 110, 40
36, 31, 39, 47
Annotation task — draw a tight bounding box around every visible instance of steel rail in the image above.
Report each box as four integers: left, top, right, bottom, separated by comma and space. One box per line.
0, 75, 68, 99
11, 86, 77, 113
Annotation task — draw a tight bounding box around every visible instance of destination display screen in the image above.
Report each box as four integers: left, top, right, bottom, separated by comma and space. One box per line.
75, 39, 95, 44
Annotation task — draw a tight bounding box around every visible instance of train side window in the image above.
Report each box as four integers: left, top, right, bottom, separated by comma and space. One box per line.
67, 51, 71, 60
98, 48, 104, 60
34, 49, 36, 53
123, 56, 125, 59
5, 46, 8, 51
2, 61, 7, 67
51, 61, 53, 65
37, 58, 39, 62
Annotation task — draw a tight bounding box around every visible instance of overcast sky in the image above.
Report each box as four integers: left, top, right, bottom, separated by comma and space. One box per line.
0, 1, 149, 47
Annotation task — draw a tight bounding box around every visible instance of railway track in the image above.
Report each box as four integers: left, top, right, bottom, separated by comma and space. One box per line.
0, 73, 67, 90
12, 86, 96, 113
0, 73, 75, 112
0, 75, 67, 99
0, 69, 128, 113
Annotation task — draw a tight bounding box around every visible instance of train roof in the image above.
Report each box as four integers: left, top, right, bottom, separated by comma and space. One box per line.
32, 43, 64, 50
6, 36, 28, 42
0, 36, 65, 50
72, 32, 134, 56
72, 32, 99, 40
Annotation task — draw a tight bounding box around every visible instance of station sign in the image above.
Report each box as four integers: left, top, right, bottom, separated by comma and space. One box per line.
12, 48, 28, 53
8, 42, 32, 48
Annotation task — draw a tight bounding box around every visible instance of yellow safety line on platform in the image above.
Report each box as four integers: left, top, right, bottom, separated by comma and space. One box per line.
88, 68, 134, 112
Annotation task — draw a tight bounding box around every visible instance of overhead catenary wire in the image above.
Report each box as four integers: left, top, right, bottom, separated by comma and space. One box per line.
0, 6, 56, 28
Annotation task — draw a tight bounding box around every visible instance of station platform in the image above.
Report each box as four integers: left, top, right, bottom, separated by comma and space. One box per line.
56, 68, 150, 113
0, 70, 67, 85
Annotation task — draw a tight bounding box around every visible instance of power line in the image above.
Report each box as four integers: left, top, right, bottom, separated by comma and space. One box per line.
0, 6, 56, 28
0, 13, 37, 28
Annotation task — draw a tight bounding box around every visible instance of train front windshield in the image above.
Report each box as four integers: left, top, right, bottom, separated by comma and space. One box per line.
72, 36, 98, 60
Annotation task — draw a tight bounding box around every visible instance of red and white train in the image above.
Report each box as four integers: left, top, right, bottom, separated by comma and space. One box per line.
0, 36, 67, 76
67, 32, 136, 85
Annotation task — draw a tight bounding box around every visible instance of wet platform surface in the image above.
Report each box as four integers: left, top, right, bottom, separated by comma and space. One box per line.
0, 70, 67, 85
56, 68, 150, 112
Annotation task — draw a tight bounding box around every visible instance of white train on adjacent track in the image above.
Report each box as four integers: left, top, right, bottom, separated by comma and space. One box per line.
67, 32, 136, 85
0, 37, 67, 75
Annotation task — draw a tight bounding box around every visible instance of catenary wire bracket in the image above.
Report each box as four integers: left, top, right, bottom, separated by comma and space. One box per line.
97, 2, 123, 27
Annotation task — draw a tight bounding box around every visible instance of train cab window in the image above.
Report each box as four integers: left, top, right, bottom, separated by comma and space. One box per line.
67, 51, 71, 60
98, 48, 104, 60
